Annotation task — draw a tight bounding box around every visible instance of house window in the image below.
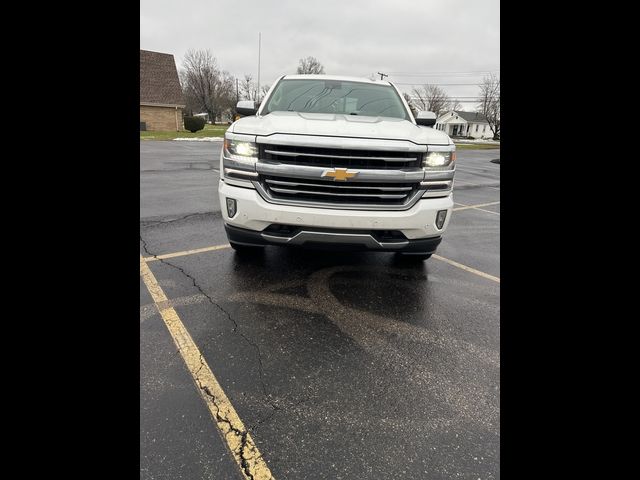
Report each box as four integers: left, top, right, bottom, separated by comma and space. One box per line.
483, 125, 486, 132
475, 124, 479, 132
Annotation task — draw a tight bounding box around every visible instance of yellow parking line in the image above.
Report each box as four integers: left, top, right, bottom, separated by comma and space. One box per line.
141, 232, 499, 285
473, 208, 500, 215
432, 254, 500, 283
453, 201, 500, 215
140, 256, 274, 480
454, 179, 500, 190
144, 243, 231, 262
453, 201, 500, 213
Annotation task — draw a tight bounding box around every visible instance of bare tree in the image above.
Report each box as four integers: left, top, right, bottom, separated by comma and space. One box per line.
410, 84, 452, 117
241, 74, 258, 101
260, 85, 270, 102
180, 49, 236, 123
450, 99, 462, 112
296, 56, 325, 74
179, 69, 204, 118
240, 74, 271, 103
478, 74, 500, 139
402, 92, 417, 116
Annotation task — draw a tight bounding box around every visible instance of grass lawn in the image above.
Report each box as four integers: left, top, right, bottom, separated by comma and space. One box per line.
141, 124, 499, 150
140, 123, 229, 140
455, 143, 500, 150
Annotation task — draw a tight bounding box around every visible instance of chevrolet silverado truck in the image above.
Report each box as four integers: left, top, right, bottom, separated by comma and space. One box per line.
218, 74, 455, 260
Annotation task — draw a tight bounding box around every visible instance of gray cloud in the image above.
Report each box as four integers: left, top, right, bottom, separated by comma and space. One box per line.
141, 0, 499, 109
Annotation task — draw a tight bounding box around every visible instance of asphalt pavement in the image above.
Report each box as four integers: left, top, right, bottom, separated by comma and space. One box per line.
140, 139, 500, 479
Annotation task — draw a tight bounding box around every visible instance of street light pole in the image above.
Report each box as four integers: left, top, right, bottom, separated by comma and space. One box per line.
257, 32, 261, 103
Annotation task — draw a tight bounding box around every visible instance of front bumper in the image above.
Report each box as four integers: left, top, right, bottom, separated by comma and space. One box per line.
219, 180, 452, 250
225, 224, 442, 253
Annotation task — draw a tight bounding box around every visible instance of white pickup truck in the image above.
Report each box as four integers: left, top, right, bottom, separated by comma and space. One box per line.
218, 74, 455, 260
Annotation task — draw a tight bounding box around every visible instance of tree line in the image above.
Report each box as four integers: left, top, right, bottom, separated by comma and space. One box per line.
180, 50, 325, 122
404, 74, 500, 139
180, 48, 499, 139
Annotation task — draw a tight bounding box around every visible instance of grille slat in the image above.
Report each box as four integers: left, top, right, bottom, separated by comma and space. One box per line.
269, 187, 408, 199
260, 175, 419, 206
261, 144, 421, 169
264, 149, 413, 162
265, 179, 413, 191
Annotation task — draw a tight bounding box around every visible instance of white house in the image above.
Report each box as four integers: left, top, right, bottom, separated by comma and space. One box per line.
435, 110, 493, 139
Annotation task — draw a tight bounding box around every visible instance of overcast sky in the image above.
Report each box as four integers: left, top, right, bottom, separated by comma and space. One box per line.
140, 0, 499, 111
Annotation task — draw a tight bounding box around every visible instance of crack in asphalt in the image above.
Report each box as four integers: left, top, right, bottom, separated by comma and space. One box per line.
140, 211, 220, 228
140, 235, 280, 416
196, 371, 258, 480
248, 395, 310, 433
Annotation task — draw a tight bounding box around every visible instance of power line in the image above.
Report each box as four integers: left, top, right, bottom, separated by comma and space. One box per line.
387, 69, 499, 75
407, 96, 486, 99
407, 97, 486, 103
394, 82, 481, 86
409, 100, 482, 103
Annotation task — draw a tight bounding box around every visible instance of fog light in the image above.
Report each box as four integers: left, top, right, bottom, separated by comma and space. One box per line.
436, 210, 447, 229
226, 198, 237, 218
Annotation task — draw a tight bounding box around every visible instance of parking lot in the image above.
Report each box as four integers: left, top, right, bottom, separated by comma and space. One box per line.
140, 140, 500, 479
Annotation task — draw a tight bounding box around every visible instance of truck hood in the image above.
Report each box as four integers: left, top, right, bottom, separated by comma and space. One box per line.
231, 111, 452, 145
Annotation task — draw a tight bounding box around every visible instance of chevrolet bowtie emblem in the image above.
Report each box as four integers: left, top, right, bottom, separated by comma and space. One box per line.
321, 168, 359, 181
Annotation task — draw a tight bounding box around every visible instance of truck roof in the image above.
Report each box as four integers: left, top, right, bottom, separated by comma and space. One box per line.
281, 74, 391, 86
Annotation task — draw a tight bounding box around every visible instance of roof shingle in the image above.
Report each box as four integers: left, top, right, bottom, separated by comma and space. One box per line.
140, 50, 185, 106
453, 110, 489, 123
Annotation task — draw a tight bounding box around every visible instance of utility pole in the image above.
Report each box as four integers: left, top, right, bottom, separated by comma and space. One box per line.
377, 72, 388, 81
257, 32, 261, 103
236, 78, 239, 103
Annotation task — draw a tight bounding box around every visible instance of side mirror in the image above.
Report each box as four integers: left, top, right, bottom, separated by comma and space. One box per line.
236, 100, 258, 116
415, 111, 436, 127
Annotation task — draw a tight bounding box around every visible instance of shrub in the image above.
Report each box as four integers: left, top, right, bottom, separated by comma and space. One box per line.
183, 116, 205, 133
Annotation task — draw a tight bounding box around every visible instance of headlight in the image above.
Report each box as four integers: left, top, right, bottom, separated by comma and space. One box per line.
224, 137, 258, 164
422, 149, 456, 169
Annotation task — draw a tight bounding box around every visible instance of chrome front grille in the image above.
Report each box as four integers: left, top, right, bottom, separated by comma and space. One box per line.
250, 140, 453, 210
258, 175, 422, 209
260, 144, 421, 169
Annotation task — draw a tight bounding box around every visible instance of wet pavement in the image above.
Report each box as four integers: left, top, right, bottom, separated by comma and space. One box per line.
140, 140, 500, 479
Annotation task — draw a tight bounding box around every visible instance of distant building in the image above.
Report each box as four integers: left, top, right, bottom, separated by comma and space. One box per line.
140, 50, 185, 131
435, 111, 492, 139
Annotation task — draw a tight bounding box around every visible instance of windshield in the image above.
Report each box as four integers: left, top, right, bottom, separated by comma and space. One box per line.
262, 79, 410, 120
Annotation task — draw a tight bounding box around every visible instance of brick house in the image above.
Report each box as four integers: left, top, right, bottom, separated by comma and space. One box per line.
140, 50, 185, 131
